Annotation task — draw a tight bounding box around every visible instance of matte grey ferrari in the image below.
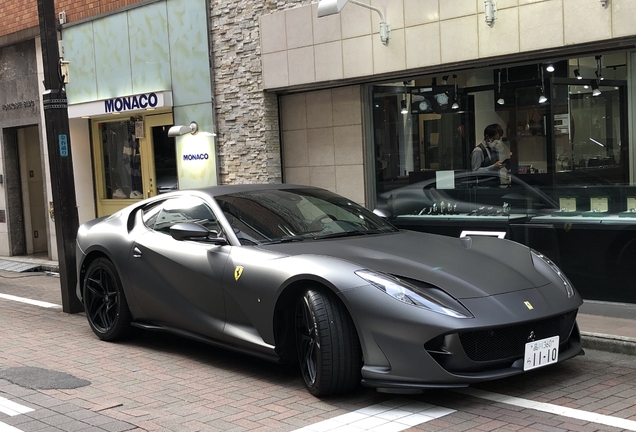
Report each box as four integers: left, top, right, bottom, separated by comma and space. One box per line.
76, 184, 583, 396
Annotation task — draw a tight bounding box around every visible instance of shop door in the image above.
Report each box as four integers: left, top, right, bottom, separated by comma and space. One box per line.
93, 113, 177, 216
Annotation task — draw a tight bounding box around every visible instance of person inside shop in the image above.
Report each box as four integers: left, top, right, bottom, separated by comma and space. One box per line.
471, 123, 503, 172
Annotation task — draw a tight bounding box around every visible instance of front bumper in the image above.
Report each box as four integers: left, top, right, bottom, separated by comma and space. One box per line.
339, 283, 583, 390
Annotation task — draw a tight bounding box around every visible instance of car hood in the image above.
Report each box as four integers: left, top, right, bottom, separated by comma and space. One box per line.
258, 231, 550, 299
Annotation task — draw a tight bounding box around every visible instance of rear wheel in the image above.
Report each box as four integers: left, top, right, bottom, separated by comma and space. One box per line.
83, 258, 131, 341
295, 287, 362, 396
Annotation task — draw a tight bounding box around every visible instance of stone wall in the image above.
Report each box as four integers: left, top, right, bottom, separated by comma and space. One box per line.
209, 0, 311, 185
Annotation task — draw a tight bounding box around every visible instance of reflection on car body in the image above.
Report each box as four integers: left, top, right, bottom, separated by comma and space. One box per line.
76, 183, 582, 396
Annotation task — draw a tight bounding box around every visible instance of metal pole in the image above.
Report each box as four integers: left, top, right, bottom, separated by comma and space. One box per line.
36, 0, 83, 313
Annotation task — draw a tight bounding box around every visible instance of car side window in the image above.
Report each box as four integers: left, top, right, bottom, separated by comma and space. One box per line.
149, 197, 221, 236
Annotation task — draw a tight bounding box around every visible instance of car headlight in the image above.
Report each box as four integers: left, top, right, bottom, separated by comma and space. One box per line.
530, 249, 575, 298
355, 269, 473, 318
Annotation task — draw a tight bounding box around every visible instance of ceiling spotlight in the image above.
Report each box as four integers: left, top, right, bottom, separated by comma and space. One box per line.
591, 80, 601, 97
442, 75, 449, 84
496, 70, 504, 105
574, 69, 582, 79
400, 100, 408, 114
451, 74, 459, 110
595, 70, 604, 81
546, 64, 555, 73
538, 65, 548, 103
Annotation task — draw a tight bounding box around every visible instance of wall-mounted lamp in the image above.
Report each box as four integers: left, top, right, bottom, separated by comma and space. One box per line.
600, 0, 609, 7
168, 121, 199, 137
452, 75, 460, 110
317, 0, 390, 45
485, 0, 497, 26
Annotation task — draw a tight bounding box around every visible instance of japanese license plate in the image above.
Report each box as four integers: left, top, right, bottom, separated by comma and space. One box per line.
523, 336, 559, 371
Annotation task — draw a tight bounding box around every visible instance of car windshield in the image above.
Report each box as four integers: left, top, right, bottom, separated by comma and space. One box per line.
215, 188, 398, 245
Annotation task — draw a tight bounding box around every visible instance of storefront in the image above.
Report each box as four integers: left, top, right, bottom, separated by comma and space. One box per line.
268, 1, 636, 303
0, 39, 52, 259
62, 0, 217, 218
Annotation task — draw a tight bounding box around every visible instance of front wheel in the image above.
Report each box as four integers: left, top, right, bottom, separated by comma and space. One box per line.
83, 258, 132, 341
295, 287, 362, 396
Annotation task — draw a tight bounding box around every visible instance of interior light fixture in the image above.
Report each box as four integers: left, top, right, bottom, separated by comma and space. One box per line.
401, 81, 409, 114
538, 65, 548, 104
168, 121, 199, 137
442, 75, 449, 84
451, 74, 459, 110
574, 58, 582, 80
317, 0, 390, 45
546, 64, 555, 73
496, 70, 505, 105
595, 55, 604, 80
600, 0, 608, 7
591, 80, 601, 97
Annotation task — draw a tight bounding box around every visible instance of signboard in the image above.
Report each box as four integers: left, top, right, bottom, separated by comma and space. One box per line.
67, 91, 173, 118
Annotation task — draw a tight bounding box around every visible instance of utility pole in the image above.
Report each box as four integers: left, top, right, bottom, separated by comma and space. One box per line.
37, 0, 83, 313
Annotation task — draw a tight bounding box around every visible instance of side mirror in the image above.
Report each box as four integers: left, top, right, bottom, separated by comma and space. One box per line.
170, 222, 228, 245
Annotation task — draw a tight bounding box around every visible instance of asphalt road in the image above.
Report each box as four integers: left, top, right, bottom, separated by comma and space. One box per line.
1, 270, 635, 432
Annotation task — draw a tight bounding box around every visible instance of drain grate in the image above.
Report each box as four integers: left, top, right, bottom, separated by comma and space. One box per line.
0, 260, 42, 273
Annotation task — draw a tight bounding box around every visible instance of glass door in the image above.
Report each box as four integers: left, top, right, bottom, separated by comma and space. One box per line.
92, 112, 176, 216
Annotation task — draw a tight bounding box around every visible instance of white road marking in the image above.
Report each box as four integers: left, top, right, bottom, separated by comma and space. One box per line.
460, 388, 636, 431
0, 293, 61, 309
292, 398, 455, 432
0, 397, 33, 417
0, 421, 25, 432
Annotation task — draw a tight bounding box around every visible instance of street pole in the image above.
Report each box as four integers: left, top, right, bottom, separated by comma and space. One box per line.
36, 0, 83, 313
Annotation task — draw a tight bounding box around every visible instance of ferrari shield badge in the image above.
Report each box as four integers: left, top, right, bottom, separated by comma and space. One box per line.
234, 266, 244, 281
524, 301, 534, 310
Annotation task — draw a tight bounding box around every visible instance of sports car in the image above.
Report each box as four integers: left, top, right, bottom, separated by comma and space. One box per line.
76, 184, 583, 396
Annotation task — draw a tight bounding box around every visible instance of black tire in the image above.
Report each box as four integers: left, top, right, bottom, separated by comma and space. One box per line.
83, 258, 132, 341
295, 287, 362, 396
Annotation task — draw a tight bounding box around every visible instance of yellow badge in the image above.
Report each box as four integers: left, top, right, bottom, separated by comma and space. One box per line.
234, 266, 244, 281
524, 301, 534, 310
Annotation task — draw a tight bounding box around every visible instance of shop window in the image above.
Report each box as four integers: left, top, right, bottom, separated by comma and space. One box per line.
99, 120, 143, 199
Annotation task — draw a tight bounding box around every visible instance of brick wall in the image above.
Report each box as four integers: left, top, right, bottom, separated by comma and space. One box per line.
210, 0, 311, 184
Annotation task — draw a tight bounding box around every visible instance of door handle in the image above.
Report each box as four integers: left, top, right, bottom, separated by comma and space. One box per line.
133, 247, 142, 258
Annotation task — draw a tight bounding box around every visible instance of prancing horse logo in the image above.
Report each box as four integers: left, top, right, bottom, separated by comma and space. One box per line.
524, 301, 534, 310
234, 266, 244, 281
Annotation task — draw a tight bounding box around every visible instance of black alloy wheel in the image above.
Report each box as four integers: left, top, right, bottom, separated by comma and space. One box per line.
295, 287, 362, 396
83, 258, 131, 341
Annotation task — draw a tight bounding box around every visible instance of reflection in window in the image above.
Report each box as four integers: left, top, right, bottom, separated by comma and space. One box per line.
100, 121, 143, 199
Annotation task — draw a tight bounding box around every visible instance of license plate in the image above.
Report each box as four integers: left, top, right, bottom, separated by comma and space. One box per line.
523, 336, 559, 371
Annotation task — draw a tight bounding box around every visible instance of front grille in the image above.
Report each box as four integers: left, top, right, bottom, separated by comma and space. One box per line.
458, 310, 577, 362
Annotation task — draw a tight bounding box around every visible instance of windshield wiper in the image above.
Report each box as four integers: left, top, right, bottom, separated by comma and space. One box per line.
260, 237, 308, 245
311, 231, 369, 240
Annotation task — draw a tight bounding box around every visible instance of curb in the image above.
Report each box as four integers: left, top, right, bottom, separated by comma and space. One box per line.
581, 332, 636, 356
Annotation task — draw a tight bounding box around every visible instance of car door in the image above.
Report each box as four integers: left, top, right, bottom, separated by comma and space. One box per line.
127, 196, 230, 339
